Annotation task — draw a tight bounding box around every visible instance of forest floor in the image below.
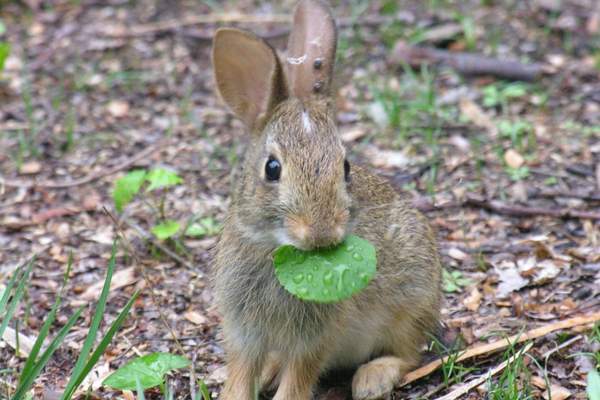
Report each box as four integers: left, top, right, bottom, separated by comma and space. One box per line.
0, 0, 599, 399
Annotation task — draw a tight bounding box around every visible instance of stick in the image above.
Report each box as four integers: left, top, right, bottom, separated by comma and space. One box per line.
435, 342, 534, 400
0, 141, 164, 189
413, 195, 600, 220
390, 41, 547, 82
99, 14, 394, 39
464, 194, 600, 220
400, 311, 600, 387
119, 215, 198, 273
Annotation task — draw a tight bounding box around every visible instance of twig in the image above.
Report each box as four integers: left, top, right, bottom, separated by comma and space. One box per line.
413, 194, 600, 220
99, 14, 394, 39
401, 311, 600, 387
434, 342, 534, 400
464, 194, 600, 220
390, 41, 548, 82
541, 334, 582, 361
0, 141, 164, 189
120, 215, 198, 273
102, 207, 187, 357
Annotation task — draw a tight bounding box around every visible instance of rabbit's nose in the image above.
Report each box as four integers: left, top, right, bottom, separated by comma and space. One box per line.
285, 216, 344, 250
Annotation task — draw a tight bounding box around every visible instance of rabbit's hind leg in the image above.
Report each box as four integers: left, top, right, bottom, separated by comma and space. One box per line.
259, 351, 282, 393
351, 356, 414, 400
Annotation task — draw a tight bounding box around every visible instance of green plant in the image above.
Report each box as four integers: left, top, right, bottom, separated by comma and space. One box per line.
442, 269, 473, 293
430, 336, 475, 387
1, 243, 139, 399
498, 120, 534, 152
185, 217, 221, 238
506, 166, 530, 181
113, 168, 184, 240
589, 369, 600, 400
482, 82, 528, 111
0, 19, 9, 75
103, 352, 190, 392
487, 342, 534, 400
273, 235, 376, 303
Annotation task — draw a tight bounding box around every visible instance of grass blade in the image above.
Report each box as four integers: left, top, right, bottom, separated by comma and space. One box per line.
136, 377, 145, 400
0, 257, 35, 339
12, 306, 84, 400
0, 261, 23, 316
61, 290, 139, 399
60, 243, 117, 399
19, 255, 73, 383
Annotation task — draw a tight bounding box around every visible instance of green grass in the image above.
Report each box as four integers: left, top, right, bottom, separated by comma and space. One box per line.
487, 343, 534, 400
1, 242, 139, 399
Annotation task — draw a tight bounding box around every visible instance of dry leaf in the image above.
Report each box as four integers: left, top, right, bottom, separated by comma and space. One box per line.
19, 161, 42, 175
504, 149, 525, 169
459, 99, 498, 136
340, 127, 367, 142
2, 326, 36, 357
448, 247, 469, 261
107, 100, 130, 117
364, 146, 410, 168
208, 365, 228, 384
463, 287, 482, 311
184, 310, 207, 326
531, 376, 572, 400
495, 260, 529, 298
79, 267, 137, 301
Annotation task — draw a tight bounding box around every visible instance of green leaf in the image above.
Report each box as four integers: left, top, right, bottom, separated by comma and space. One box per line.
113, 170, 147, 213
273, 235, 377, 303
0, 21, 6, 36
0, 42, 9, 73
443, 269, 473, 293
151, 220, 180, 240
145, 168, 183, 192
185, 217, 220, 238
60, 243, 116, 399
589, 370, 600, 400
103, 352, 190, 391
0, 257, 35, 340
197, 380, 210, 400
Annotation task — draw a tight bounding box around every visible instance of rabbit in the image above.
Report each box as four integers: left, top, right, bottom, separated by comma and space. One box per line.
210, 0, 442, 399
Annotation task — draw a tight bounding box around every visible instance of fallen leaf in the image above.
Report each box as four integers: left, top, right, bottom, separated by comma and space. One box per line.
79, 267, 137, 301
364, 146, 410, 168
107, 100, 130, 118
19, 161, 42, 175
531, 376, 572, 400
463, 287, 482, 312
340, 127, 367, 142
207, 366, 228, 384
495, 260, 529, 298
505, 149, 525, 169
2, 326, 36, 357
459, 99, 498, 136
184, 310, 207, 326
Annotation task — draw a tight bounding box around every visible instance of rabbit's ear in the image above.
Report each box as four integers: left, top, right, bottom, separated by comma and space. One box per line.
213, 28, 288, 130
286, 0, 337, 99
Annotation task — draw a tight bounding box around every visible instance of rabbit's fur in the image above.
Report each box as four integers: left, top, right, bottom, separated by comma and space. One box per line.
211, 1, 442, 399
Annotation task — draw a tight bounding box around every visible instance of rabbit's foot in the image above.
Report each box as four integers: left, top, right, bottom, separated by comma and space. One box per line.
259, 353, 281, 392
351, 356, 409, 400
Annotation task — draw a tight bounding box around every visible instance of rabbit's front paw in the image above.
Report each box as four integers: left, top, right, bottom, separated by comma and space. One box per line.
351, 356, 408, 400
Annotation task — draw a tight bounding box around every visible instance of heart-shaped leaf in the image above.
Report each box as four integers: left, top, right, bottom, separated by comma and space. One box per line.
113, 169, 146, 212
273, 235, 377, 303
103, 352, 190, 391
151, 220, 180, 240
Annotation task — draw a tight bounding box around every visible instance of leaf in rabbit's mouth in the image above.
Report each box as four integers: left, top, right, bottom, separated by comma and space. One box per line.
273, 235, 377, 303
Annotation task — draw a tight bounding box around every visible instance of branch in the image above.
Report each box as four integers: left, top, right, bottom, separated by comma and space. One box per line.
390, 41, 548, 82
0, 140, 164, 190
400, 311, 600, 387
413, 194, 600, 220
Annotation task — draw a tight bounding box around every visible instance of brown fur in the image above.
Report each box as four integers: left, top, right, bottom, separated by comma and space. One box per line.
211, 1, 442, 399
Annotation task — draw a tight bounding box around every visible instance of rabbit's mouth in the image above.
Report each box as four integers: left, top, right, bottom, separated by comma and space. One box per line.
278, 214, 348, 251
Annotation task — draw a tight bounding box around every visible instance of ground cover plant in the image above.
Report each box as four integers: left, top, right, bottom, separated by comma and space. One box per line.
0, 0, 599, 398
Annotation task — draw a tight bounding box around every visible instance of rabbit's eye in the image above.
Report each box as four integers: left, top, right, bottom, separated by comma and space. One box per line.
344, 159, 351, 182
265, 157, 281, 181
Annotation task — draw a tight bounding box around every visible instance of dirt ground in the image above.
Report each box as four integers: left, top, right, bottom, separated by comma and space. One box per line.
0, 0, 599, 399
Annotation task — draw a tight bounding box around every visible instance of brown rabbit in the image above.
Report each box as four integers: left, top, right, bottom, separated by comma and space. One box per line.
211, 1, 442, 399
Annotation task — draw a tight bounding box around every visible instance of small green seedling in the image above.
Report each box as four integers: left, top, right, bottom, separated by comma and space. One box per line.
113, 167, 183, 240
273, 235, 377, 303
588, 369, 600, 400
185, 217, 221, 238
442, 269, 473, 293
103, 352, 190, 392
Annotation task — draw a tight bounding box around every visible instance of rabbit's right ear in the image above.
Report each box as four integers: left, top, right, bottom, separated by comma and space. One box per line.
212, 28, 288, 131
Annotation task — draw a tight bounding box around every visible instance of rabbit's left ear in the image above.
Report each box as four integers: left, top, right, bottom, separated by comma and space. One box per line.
286, 0, 337, 100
